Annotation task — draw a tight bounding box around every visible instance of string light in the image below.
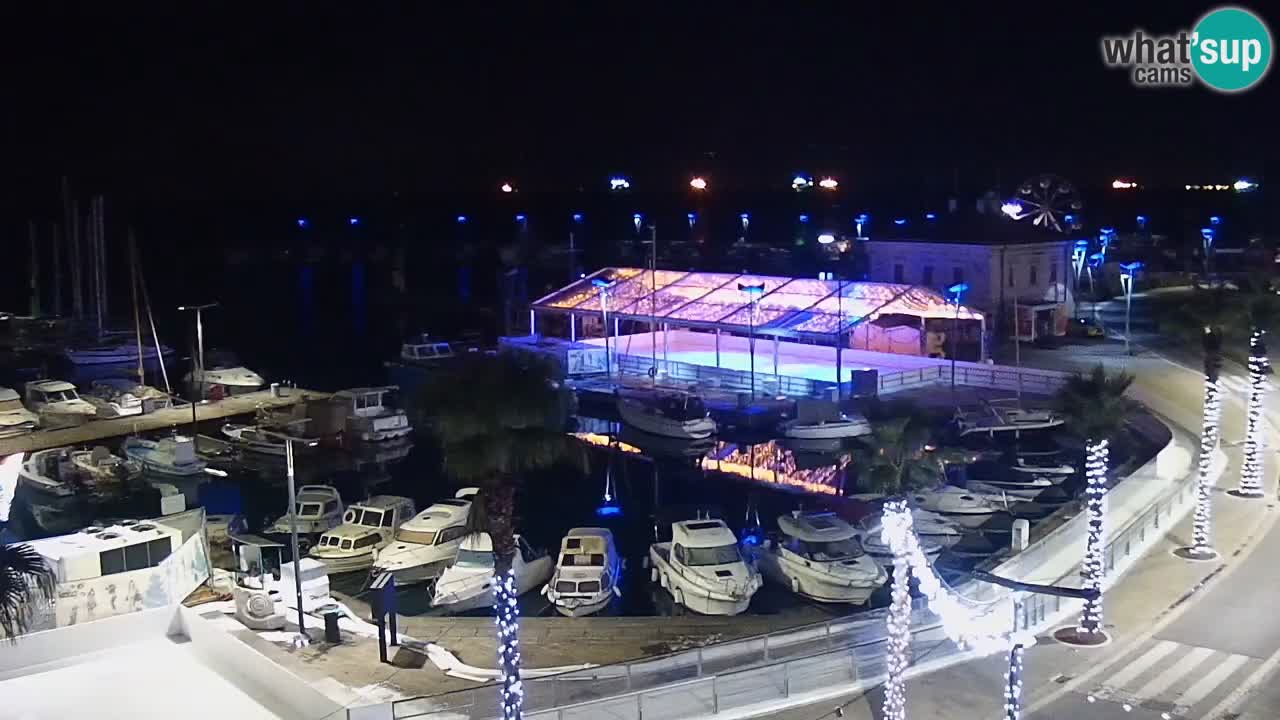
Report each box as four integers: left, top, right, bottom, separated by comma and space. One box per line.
1238, 329, 1267, 497
1078, 438, 1109, 635
1191, 329, 1223, 553
1004, 644, 1025, 720
883, 536, 912, 720
494, 568, 524, 719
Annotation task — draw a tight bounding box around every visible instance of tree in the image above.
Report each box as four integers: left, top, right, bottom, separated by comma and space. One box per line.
1052, 365, 1135, 643
1237, 279, 1279, 498
1, 543, 55, 641
418, 352, 586, 720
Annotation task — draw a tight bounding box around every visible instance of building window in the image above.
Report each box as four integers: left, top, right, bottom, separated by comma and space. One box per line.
893, 264, 904, 283
1008, 265, 1015, 288
922, 266, 934, 286
1030, 265, 1038, 285
1050, 261, 1058, 283
952, 267, 964, 285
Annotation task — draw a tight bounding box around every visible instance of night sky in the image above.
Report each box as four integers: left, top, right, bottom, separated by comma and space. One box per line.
5, 2, 1274, 212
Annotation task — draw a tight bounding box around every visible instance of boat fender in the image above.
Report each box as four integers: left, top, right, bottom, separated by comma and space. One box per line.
613, 586, 622, 598
790, 576, 800, 595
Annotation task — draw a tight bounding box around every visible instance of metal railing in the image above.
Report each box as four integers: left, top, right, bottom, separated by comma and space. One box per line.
877, 364, 1071, 397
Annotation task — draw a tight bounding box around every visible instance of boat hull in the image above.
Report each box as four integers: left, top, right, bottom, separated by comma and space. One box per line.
618, 400, 716, 440
551, 594, 613, 617
757, 557, 879, 605
313, 551, 376, 575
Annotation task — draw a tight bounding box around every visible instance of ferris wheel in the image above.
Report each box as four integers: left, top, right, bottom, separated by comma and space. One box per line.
1009, 174, 1083, 233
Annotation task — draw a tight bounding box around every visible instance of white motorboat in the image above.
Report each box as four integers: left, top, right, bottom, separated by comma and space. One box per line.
962, 476, 1055, 502
82, 380, 145, 418
122, 436, 209, 477
266, 485, 345, 536
331, 387, 412, 442
221, 423, 287, 456
966, 460, 1066, 487
20, 448, 80, 497
65, 342, 172, 366
70, 446, 142, 484
310, 495, 417, 574
955, 401, 1064, 436
24, 380, 97, 427
431, 533, 553, 613
779, 415, 872, 440
1012, 457, 1076, 476
648, 519, 762, 615
0, 386, 38, 438
855, 521, 946, 568
617, 390, 717, 440
543, 528, 623, 617
185, 366, 265, 397
857, 508, 965, 550
401, 335, 461, 364
371, 488, 478, 584
750, 512, 885, 604
908, 486, 1005, 530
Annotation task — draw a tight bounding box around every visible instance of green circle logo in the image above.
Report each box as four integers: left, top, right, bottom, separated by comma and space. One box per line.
1192, 6, 1272, 92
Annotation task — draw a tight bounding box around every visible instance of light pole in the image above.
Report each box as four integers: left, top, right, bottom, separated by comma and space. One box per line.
946, 282, 969, 397
278, 432, 319, 645
1201, 226, 1216, 278
177, 302, 219, 383
1120, 262, 1144, 355
592, 278, 616, 381
643, 226, 658, 384
1071, 240, 1089, 320
739, 283, 765, 397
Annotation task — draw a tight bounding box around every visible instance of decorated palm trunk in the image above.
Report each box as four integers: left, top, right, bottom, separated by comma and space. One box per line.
1004, 644, 1025, 720
1195, 332, 1223, 550
1077, 438, 1109, 635
883, 541, 912, 720
486, 486, 524, 720
1239, 328, 1268, 497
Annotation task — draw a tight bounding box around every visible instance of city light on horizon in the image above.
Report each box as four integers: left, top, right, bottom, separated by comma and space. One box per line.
500, 182, 514, 193
1112, 179, 1138, 189
689, 176, 708, 190
818, 177, 839, 190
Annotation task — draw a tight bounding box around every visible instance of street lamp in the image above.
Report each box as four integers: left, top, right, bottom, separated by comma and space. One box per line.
855, 213, 870, 241
818, 177, 839, 190
177, 303, 219, 392
946, 283, 969, 396
1119, 262, 1144, 355
689, 176, 708, 191
1201, 227, 1216, 276
592, 278, 617, 381
273, 431, 319, 645
738, 283, 765, 397
1071, 240, 1090, 320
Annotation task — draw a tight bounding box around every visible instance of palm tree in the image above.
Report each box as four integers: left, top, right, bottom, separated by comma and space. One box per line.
1, 543, 55, 641
1052, 365, 1135, 644
1237, 280, 1278, 498
418, 352, 585, 720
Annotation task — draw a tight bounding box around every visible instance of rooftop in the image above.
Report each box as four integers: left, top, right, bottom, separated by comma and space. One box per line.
27, 520, 182, 562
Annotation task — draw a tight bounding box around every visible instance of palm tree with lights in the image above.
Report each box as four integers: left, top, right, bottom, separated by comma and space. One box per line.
418, 353, 585, 720
1052, 365, 1135, 645
1, 543, 55, 640
1234, 278, 1278, 499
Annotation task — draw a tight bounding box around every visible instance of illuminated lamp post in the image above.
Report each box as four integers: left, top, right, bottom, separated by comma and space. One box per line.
1200, 227, 1216, 277
1119, 261, 1143, 355
1235, 320, 1268, 500
1071, 240, 1089, 320
946, 283, 969, 397
739, 283, 765, 398
689, 176, 708, 191
855, 213, 870, 241
592, 278, 617, 382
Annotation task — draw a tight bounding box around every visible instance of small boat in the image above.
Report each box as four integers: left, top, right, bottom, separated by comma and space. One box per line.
20, 448, 80, 497
543, 528, 624, 617
310, 495, 417, 574
221, 423, 287, 456
431, 533, 553, 613
331, 387, 412, 442
65, 342, 172, 366
24, 380, 97, 427
855, 520, 946, 568
908, 486, 1005, 530
398, 334, 481, 365
0, 386, 38, 438
961, 479, 1053, 504
780, 415, 871, 440
617, 390, 717, 440
1011, 457, 1076, 476
964, 460, 1066, 487
185, 365, 265, 397
122, 435, 209, 477
371, 488, 478, 585
858, 508, 965, 550
648, 518, 761, 615
82, 380, 144, 418
954, 400, 1064, 437
266, 484, 345, 536
750, 512, 886, 605
70, 446, 142, 484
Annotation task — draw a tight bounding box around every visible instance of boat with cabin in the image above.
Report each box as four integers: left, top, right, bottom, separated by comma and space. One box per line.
185, 355, 265, 397
431, 533, 553, 613
779, 399, 871, 440
750, 512, 885, 604
0, 386, 38, 438
398, 334, 482, 365
332, 387, 412, 442
954, 400, 1064, 437
617, 389, 717, 440
65, 342, 172, 367
908, 486, 1006, 529
221, 423, 288, 456
122, 435, 209, 477
309, 495, 417, 574
265, 484, 344, 536
370, 489, 477, 585
543, 527, 623, 617
82, 379, 145, 418
648, 518, 761, 615
24, 380, 97, 427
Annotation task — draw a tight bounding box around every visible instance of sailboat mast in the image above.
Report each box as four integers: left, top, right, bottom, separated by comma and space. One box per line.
133, 239, 172, 394
27, 221, 40, 317
130, 229, 144, 382
649, 224, 657, 385
51, 223, 63, 317
96, 196, 108, 334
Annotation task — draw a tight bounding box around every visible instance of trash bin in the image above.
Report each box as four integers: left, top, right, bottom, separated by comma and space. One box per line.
323, 610, 342, 644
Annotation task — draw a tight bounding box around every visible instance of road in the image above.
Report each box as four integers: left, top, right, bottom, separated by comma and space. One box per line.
773, 316, 1280, 720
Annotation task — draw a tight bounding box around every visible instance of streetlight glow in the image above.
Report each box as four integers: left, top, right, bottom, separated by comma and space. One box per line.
1001, 201, 1023, 218
689, 176, 708, 190
609, 176, 631, 191
1111, 179, 1138, 189
791, 174, 813, 190
817, 232, 836, 245
500, 182, 514, 193
818, 177, 839, 190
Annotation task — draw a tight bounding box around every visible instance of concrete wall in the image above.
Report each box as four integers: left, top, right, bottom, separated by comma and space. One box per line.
0, 605, 174, 681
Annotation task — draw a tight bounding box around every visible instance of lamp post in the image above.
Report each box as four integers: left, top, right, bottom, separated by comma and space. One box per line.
277, 432, 319, 645
739, 283, 765, 397
1201, 227, 1216, 277
592, 278, 616, 382
1120, 262, 1144, 355
177, 302, 219, 382
946, 283, 969, 397
1071, 240, 1089, 320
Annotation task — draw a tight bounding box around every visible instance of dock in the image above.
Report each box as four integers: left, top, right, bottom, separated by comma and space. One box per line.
0, 388, 328, 456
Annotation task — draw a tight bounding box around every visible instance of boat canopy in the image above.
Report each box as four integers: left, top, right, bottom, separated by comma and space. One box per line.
777, 512, 858, 542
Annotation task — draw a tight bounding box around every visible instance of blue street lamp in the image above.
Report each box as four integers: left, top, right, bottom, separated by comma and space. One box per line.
855, 213, 870, 240
1201, 227, 1216, 276
739, 282, 766, 397
1120, 262, 1145, 355
946, 282, 969, 394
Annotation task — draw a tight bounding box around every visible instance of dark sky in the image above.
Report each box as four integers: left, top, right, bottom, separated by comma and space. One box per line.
5, 2, 1275, 209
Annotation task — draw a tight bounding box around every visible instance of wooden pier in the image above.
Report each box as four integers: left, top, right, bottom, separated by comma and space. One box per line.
0, 388, 328, 456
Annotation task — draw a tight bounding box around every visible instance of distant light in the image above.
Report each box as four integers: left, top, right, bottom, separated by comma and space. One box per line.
689, 176, 708, 191
609, 176, 631, 191
592, 278, 616, 289
1074, 239, 1091, 249
1209, 215, 1222, 225
456, 215, 468, 224
1065, 214, 1076, 224
348, 216, 360, 226
515, 213, 527, 222
1100, 227, 1115, 237
579, 273, 586, 278
791, 175, 813, 190
1120, 261, 1144, 277
855, 213, 870, 224
1001, 201, 1023, 218
818, 232, 836, 245
296, 217, 308, 228
687, 212, 697, 222
633, 213, 643, 221
817, 177, 839, 190
740, 212, 750, 220
799, 214, 810, 223
1234, 179, 1258, 192
947, 282, 969, 298
925, 212, 937, 220
572, 213, 584, 223
1112, 179, 1138, 189
500, 182, 514, 193
595, 504, 623, 518
1136, 214, 1147, 225
893, 218, 907, 225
